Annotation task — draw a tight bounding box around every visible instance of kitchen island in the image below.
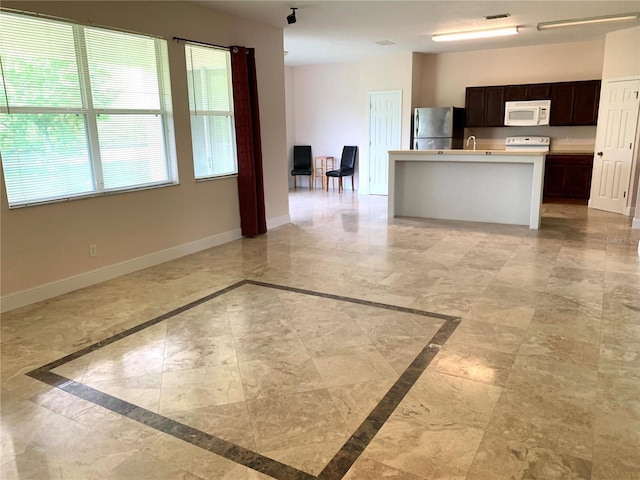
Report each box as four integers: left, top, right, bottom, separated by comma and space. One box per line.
388, 150, 546, 229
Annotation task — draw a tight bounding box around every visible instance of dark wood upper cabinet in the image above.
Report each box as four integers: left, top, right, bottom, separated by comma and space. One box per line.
550, 83, 575, 125
505, 83, 551, 101
573, 80, 601, 125
465, 87, 486, 127
528, 83, 552, 100
550, 80, 601, 126
484, 87, 506, 127
505, 85, 528, 101
465, 86, 505, 127
466, 80, 600, 128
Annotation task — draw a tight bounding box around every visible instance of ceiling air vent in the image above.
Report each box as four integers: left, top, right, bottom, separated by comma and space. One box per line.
485, 13, 511, 20
375, 40, 395, 46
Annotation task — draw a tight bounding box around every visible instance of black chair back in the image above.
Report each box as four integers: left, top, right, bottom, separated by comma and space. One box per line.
340, 146, 357, 170
293, 145, 312, 169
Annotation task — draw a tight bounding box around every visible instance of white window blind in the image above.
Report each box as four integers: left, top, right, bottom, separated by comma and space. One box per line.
185, 43, 237, 179
0, 11, 177, 208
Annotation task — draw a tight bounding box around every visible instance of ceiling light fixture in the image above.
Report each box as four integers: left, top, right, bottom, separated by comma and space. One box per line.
537, 12, 639, 30
287, 8, 297, 25
432, 26, 518, 42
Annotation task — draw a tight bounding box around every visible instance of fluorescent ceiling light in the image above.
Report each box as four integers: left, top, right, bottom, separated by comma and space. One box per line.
537, 13, 639, 30
432, 26, 518, 42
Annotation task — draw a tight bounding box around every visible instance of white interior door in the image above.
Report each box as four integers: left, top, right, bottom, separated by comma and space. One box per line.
369, 91, 401, 196
590, 78, 640, 214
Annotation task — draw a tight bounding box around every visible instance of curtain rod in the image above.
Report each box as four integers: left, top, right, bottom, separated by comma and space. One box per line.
172, 36, 230, 51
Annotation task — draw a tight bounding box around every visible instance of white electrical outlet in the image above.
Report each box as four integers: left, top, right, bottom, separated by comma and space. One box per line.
89, 244, 97, 257
265, 202, 270, 212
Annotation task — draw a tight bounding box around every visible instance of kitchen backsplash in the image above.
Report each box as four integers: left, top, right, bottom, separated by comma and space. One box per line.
464, 138, 595, 152
464, 125, 596, 152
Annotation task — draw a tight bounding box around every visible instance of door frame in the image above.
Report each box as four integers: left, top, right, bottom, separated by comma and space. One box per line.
625, 76, 640, 217
589, 75, 640, 216
363, 89, 402, 195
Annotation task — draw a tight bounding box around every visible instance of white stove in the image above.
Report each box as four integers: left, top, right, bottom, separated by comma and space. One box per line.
505, 136, 550, 151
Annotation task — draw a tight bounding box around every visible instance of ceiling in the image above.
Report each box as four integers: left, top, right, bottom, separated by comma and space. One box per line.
199, 1, 640, 66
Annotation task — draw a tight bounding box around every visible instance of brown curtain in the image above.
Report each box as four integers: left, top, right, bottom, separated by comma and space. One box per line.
230, 46, 267, 237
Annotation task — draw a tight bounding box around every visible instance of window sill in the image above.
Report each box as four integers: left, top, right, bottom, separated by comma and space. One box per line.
195, 174, 238, 183
8, 181, 180, 209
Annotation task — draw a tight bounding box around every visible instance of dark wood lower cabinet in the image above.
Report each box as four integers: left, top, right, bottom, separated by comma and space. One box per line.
543, 154, 593, 202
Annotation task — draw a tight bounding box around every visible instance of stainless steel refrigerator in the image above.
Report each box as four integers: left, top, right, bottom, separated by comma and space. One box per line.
412, 107, 465, 150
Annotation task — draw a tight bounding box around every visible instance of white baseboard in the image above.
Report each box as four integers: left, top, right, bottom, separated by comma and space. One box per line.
633, 217, 640, 229
2, 215, 293, 313
1, 228, 245, 314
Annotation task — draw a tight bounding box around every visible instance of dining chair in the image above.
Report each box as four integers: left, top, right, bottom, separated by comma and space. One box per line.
326, 146, 357, 192
290, 145, 313, 189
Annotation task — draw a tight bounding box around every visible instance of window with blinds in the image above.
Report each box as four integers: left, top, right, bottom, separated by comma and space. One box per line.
185, 43, 237, 179
0, 11, 177, 208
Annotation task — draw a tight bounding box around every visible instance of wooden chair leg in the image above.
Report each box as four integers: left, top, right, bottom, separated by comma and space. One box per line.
351, 175, 354, 191
293, 176, 296, 189
339, 177, 343, 192
325, 176, 329, 191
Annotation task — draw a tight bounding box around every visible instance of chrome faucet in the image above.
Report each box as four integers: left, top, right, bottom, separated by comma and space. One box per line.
466, 135, 477, 151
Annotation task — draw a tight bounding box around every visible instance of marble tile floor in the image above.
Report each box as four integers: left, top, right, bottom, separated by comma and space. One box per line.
2, 190, 639, 479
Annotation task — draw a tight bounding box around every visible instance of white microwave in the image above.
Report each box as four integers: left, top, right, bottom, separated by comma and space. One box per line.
504, 100, 551, 126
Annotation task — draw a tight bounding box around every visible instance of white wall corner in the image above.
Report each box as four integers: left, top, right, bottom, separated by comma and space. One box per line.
267, 214, 291, 230
1, 229, 243, 313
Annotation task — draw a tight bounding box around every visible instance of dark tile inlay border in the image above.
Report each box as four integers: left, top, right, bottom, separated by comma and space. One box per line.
247, 279, 459, 321
27, 280, 460, 480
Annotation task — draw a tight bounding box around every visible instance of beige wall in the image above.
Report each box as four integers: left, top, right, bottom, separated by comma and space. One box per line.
287, 40, 607, 186
411, 53, 424, 111
418, 40, 605, 151
285, 66, 296, 186
358, 53, 414, 193
422, 40, 605, 107
291, 62, 361, 189
289, 53, 414, 193
359, 53, 414, 149
419, 54, 438, 108
1, 1, 288, 299
602, 26, 640, 80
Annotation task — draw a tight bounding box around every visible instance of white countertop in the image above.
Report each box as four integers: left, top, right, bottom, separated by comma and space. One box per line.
389, 149, 547, 156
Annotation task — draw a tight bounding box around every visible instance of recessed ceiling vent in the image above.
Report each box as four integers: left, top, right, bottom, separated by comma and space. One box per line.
485, 13, 511, 20
375, 40, 395, 46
